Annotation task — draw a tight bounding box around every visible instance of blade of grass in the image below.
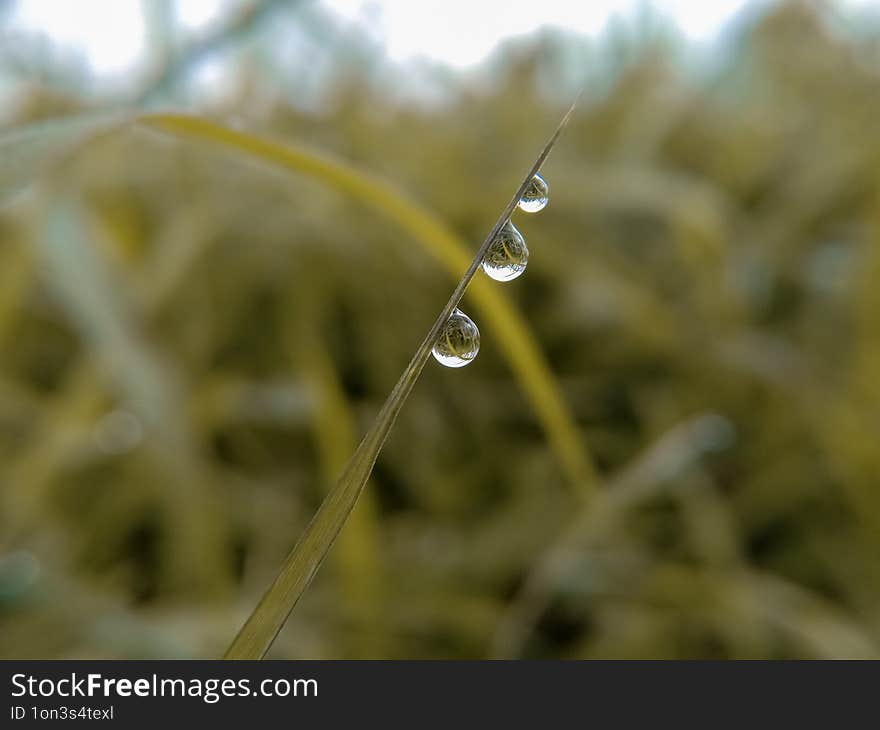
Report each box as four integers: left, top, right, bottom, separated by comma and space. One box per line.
139, 113, 595, 495
169, 100, 582, 659
3, 106, 591, 657
3, 111, 594, 495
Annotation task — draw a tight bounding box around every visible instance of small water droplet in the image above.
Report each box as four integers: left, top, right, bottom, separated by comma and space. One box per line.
432, 308, 480, 368
482, 221, 529, 282
518, 173, 549, 213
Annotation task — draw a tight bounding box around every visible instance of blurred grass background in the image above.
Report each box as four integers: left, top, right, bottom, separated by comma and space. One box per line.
2, 0, 880, 658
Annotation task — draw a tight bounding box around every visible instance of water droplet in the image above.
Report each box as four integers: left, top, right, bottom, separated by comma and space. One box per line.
482, 221, 529, 282
432, 308, 480, 368
518, 173, 549, 213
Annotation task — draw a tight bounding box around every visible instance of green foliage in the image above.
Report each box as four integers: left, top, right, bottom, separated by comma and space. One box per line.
2, 3, 880, 659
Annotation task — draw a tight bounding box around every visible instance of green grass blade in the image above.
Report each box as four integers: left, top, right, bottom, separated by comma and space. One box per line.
145, 105, 579, 659
5, 110, 593, 494
5, 108, 587, 658
139, 114, 595, 494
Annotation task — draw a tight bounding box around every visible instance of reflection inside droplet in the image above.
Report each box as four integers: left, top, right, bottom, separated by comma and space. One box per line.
482, 220, 529, 282
432, 308, 480, 368
518, 173, 549, 213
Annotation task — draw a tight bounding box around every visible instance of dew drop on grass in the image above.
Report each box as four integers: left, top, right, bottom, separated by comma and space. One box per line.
482, 220, 529, 281
517, 173, 549, 213
432, 308, 480, 368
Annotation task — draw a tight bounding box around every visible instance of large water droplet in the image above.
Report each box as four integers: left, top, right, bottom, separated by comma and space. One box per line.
432, 308, 480, 368
482, 221, 529, 281
518, 173, 549, 213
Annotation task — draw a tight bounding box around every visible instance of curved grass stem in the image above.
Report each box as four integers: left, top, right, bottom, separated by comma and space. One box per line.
158, 99, 586, 659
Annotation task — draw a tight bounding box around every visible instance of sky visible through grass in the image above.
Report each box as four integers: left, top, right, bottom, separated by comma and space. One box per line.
8, 0, 768, 77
